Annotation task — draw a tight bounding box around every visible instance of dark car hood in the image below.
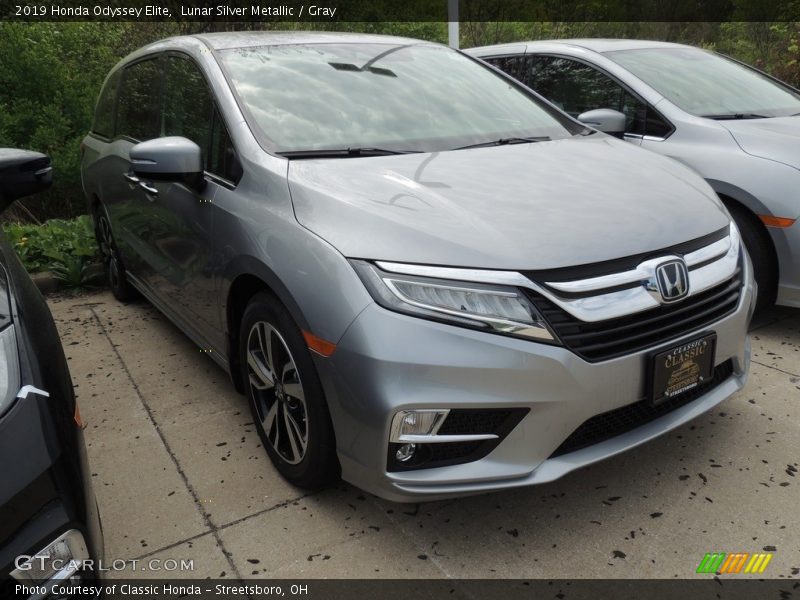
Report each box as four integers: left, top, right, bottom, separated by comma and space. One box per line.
288, 135, 730, 270
721, 116, 800, 170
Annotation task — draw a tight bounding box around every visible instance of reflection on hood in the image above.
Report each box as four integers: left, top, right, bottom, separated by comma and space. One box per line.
288, 135, 730, 270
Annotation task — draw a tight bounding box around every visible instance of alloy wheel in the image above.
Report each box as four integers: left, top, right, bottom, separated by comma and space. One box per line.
246, 321, 309, 465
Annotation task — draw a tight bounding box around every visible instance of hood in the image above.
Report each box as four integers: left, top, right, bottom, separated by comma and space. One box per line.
288, 135, 730, 270
720, 116, 800, 170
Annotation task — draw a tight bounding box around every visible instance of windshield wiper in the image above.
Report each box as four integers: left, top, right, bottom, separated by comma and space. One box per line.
701, 113, 770, 120
278, 147, 423, 159
453, 136, 550, 150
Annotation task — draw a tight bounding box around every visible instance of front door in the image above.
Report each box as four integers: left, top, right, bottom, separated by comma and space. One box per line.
133, 55, 241, 344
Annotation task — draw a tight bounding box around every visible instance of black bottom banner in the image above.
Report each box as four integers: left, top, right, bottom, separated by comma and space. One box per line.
5, 578, 800, 600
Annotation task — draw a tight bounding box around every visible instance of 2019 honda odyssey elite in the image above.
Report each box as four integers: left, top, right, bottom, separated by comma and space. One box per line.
81, 32, 754, 502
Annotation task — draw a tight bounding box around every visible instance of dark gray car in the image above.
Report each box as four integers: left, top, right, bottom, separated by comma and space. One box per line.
81, 32, 754, 502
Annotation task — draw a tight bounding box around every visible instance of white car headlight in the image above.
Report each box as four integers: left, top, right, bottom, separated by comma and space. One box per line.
11, 529, 90, 584
351, 260, 557, 342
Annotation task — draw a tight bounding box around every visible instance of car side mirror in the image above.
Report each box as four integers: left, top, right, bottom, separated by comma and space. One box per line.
577, 108, 627, 138
0, 149, 53, 213
130, 136, 205, 191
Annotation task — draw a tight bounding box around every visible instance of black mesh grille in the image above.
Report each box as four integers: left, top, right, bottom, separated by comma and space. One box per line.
550, 359, 734, 458
428, 441, 483, 462
437, 409, 515, 435
527, 267, 742, 362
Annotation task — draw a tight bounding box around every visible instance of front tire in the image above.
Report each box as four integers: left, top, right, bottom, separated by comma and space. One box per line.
240, 293, 339, 489
726, 202, 778, 314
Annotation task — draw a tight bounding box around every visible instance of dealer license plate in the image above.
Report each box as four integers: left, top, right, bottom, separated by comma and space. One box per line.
649, 333, 716, 406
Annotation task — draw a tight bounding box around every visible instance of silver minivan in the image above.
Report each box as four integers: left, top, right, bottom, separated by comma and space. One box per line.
81, 32, 754, 502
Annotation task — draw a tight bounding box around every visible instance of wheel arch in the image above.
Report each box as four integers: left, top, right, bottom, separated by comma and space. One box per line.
706, 180, 778, 260
706, 179, 772, 217
222, 257, 311, 394
710, 182, 779, 308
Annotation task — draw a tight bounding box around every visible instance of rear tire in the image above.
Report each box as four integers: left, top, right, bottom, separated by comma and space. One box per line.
726, 202, 778, 314
94, 206, 138, 302
239, 292, 339, 489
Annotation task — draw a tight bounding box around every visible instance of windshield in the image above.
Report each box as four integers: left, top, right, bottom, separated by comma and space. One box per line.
217, 43, 577, 154
606, 47, 800, 118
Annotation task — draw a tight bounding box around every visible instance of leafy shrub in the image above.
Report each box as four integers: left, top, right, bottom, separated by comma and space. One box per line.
2, 215, 102, 288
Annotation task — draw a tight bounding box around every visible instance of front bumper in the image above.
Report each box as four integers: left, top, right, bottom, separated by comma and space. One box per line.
316, 256, 755, 503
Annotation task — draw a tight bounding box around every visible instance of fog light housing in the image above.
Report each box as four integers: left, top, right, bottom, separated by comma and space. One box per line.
11, 529, 89, 584
390, 409, 449, 442
387, 408, 530, 472
395, 443, 417, 462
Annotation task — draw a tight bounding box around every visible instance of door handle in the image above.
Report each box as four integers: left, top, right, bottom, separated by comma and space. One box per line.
139, 181, 159, 197
122, 171, 140, 187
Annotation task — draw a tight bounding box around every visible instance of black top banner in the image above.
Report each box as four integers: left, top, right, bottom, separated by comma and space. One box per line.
1, 0, 800, 22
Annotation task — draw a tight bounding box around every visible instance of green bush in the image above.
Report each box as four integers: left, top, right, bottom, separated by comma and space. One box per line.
2, 215, 102, 288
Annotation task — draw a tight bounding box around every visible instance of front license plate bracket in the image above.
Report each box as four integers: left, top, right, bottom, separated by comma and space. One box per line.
648, 333, 717, 406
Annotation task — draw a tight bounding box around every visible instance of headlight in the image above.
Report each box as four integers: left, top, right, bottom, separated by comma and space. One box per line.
351, 260, 557, 342
11, 529, 90, 584
0, 264, 20, 417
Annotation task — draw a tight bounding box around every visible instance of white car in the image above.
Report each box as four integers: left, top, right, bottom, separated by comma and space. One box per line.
468, 39, 800, 311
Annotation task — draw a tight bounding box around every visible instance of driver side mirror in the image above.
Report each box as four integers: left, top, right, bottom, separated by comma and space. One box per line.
130, 136, 205, 191
577, 109, 627, 138
0, 149, 53, 213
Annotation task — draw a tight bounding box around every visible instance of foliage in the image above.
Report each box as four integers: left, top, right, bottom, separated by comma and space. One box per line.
49, 253, 100, 288
0, 23, 129, 220
2, 216, 101, 288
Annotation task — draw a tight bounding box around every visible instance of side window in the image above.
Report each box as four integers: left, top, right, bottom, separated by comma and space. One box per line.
520, 56, 671, 137
116, 59, 162, 141
163, 56, 241, 184
484, 55, 527, 81
641, 108, 672, 138
209, 108, 242, 183
92, 69, 121, 138
163, 56, 212, 152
